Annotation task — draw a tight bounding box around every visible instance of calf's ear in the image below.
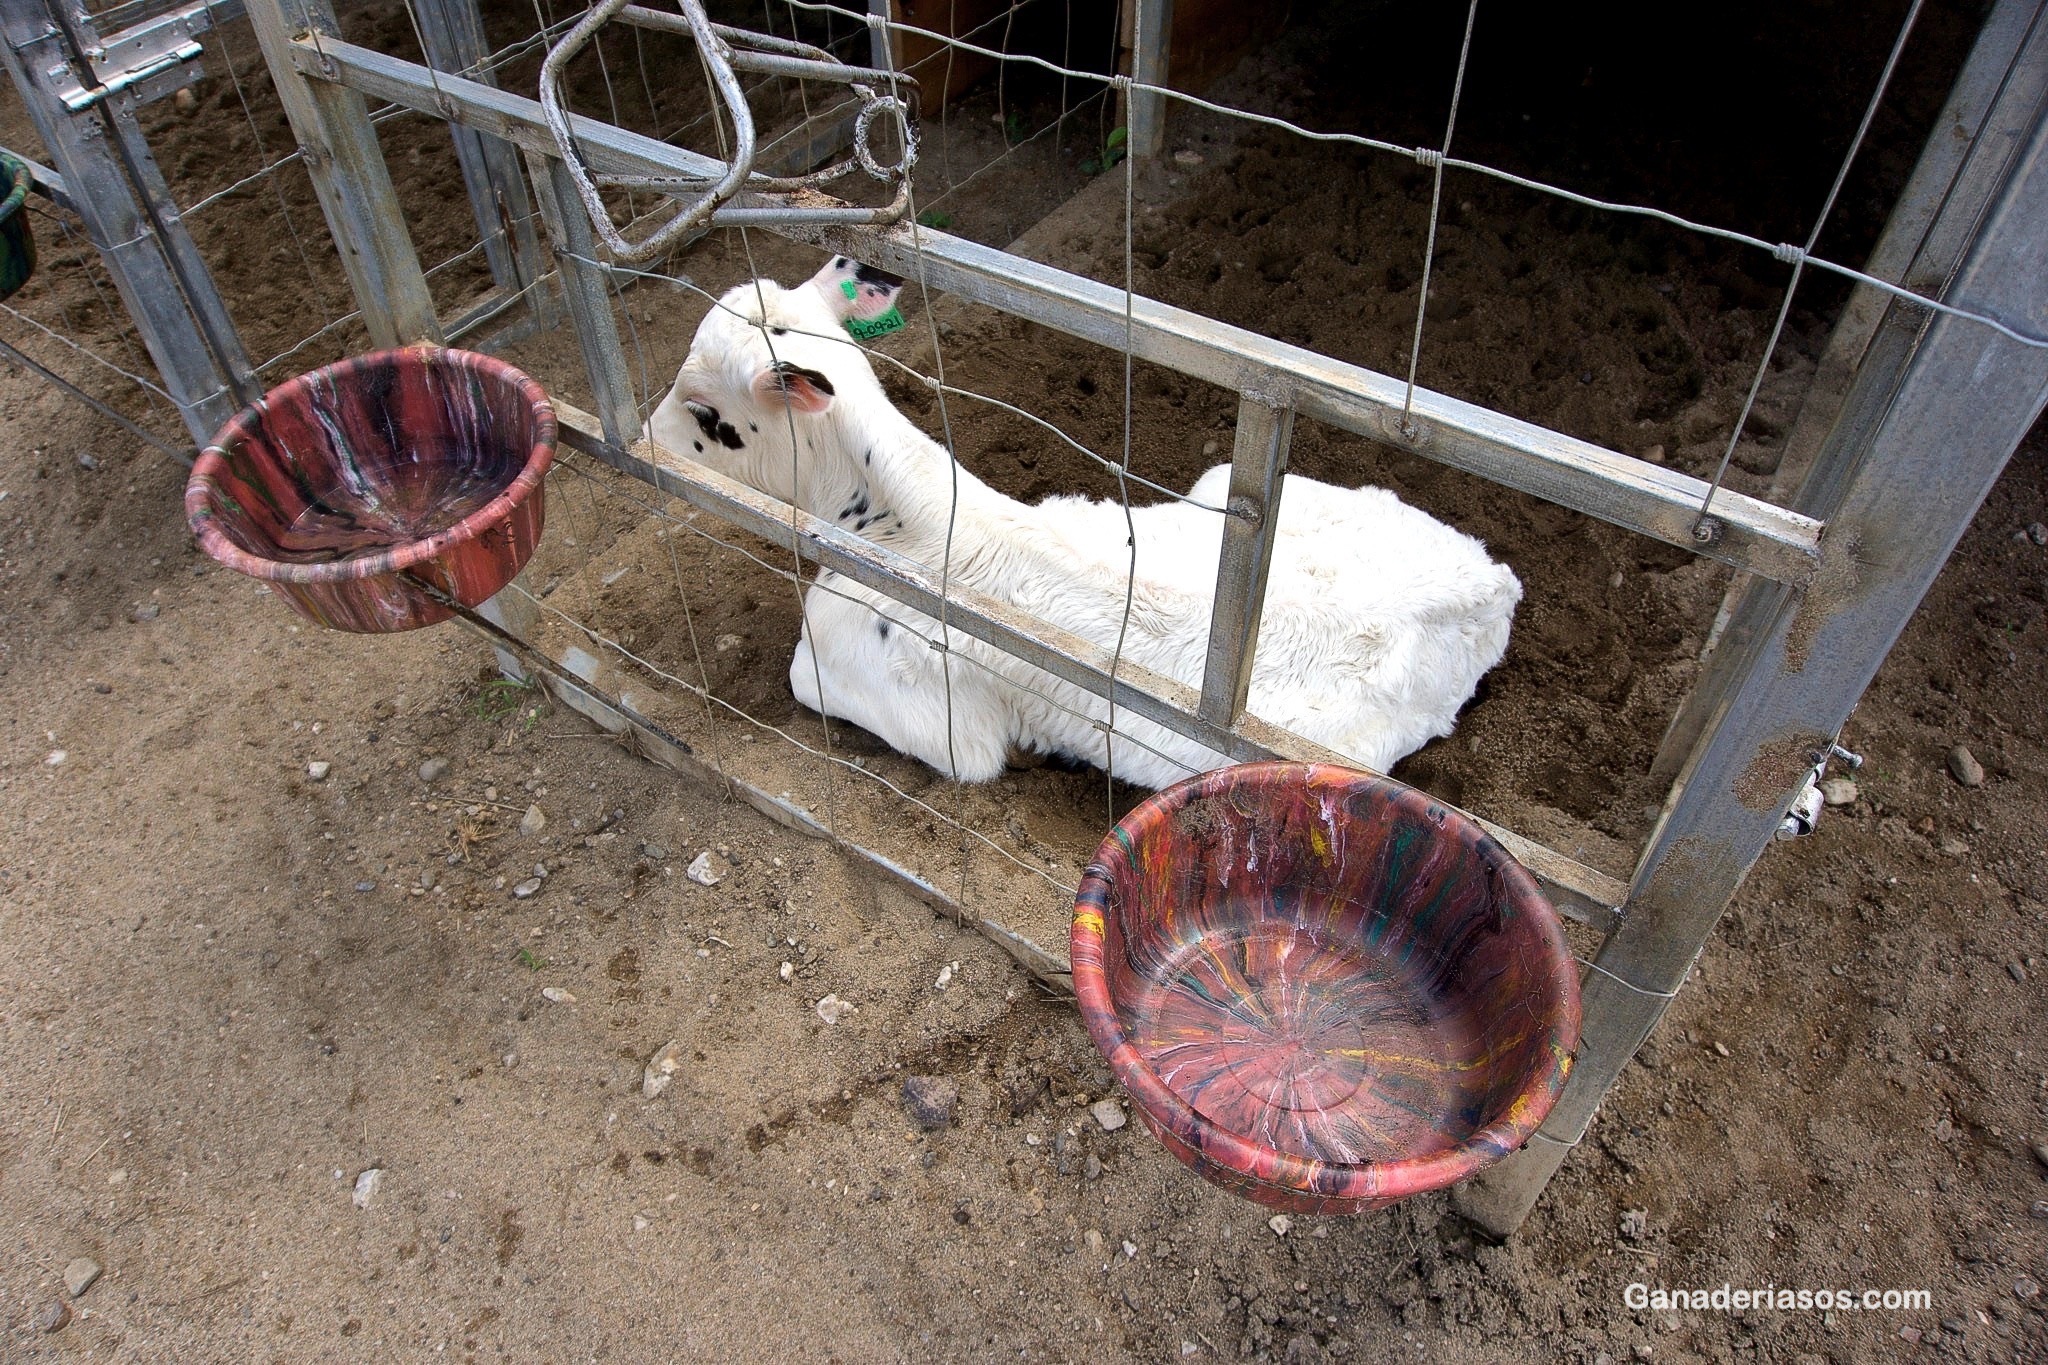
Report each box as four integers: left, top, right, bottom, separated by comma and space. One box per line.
805, 254, 906, 326
752, 359, 836, 414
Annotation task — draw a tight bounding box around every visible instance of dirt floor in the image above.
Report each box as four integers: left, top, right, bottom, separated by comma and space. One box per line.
4, 0, 2047, 1360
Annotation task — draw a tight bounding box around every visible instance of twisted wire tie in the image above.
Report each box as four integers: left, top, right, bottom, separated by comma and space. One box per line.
1772, 242, 1809, 265
1412, 146, 1444, 169
1108, 74, 1131, 94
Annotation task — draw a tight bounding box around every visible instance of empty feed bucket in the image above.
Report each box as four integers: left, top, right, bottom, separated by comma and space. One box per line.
1071, 761, 1581, 1215
0, 152, 36, 300
186, 346, 556, 633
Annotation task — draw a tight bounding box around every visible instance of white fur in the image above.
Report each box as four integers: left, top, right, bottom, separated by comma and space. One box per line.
652, 270, 1523, 788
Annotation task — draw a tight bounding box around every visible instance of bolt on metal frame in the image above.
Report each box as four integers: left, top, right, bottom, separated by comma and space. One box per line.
22, 0, 2046, 1235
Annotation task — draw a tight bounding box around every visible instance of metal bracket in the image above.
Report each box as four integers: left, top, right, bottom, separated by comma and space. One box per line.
56, 3, 211, 112
537, 0, 917, 262
1775, 741, 1864, 841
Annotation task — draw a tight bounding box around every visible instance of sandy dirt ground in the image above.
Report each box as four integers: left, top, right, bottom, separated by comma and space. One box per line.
3, 0, 2046, 1361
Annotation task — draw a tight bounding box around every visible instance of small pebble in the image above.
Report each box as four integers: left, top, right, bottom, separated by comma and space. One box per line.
1084, 1228, 1106, 1257
778, 961, 794, 983
36, 1299, 70, 1334
1820, 777, 1858, 807
1947, 745, 1985, 788
901, 1074, 959, 1131
511, 877, 543, 899
2016, 1276, 2040, 1301
1090, 1099, 1127, 1132
816, 994, 856, 1024
306, 761, 331, 782
131, 603, 159, 622
1201, 439, 1220, 457
520, 804, 546, 837
686, 852, 721, 887
541, 987, 575, 1004
1172, 148, 1204, 167
354, 880, 375, 893
1938, 835, 1970, 858
933, 963, 955, 992
1619, 1208, 1649, 1242
642, 1039, 685, 1099
641, 843, 667, 860
44, 750, 66, 766
2031, 1199, 2048, 1219
2030, 522, 2048, 545
77, 452, 98, 470
1121, 1239, 1138, 1259
419, 757, 451, 783
633, 1215, 650, 1232
1712, 1040, 1729, 1057
1899, 1326, 1922, 1344
2029, 1141, 2048, 1171
1268, 1215, 1293, 1238
1084, 1154, 1102, 1181
63, 1257, 101, 1298
352, 1168, 382, 1209
2010, 961, 2029, 984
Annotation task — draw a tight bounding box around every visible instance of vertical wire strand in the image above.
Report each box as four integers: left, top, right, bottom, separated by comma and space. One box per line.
1399, 0, 1482, 435
1693, 0, 1928, 532
696, 28, 847, 838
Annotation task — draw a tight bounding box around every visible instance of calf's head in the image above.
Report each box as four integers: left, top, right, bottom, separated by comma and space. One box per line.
660, 258, 906, 510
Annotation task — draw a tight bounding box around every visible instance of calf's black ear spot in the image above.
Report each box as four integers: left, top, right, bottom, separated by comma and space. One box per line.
771, 360, 835, 396
875, 620, 892, 641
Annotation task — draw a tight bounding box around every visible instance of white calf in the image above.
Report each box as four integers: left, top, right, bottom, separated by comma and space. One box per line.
652, 260, 1522, 788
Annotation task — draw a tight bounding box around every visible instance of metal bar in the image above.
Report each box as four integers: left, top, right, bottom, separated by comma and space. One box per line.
406, 0, 552, 324
1457, 43, 2048, 1237
1126, 0, 1173, 160
865, 0, 891, 73
88, 0, 243, 37
1197, 392, 1291, 728
1649, 0, 2048, 783
546, 401, 1625, 929
524, 151, 641, 447
1, 145, 71, 210
286, 37, 1825, 587
0, 0, 251, 444
243, 0, 441, 347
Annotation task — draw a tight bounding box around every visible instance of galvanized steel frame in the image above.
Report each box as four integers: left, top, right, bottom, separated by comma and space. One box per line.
72, 0, 2048, 1237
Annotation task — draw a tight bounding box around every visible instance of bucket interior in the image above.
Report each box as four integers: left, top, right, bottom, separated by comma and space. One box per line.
200, 349, 547, 574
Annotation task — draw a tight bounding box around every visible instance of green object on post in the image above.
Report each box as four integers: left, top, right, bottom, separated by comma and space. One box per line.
0, 153, 37, 301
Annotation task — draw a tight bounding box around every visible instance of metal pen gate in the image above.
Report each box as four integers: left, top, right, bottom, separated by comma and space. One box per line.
4, 0, 2045, 1236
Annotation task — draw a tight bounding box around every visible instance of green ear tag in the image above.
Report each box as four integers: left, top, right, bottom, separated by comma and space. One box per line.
845, 305, 905, 341
840, 280, 859, 301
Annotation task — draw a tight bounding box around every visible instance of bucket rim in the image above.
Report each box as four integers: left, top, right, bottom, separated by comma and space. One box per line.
184, 345, 557, 586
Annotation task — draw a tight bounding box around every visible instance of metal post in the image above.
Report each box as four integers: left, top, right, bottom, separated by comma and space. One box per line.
1650, 0, 2048, 784
1127, 0, 1173, 160
406, 0, 552, 326
242, 0, 441, 347
0, 0, 258, 444
1197, 391, 1293, 727
1458, 61, 2048, 1237
865, 0, 891, 73
523, 150, 641, 447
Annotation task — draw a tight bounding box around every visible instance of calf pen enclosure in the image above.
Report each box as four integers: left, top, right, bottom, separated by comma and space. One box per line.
3, 0, 2046, 1236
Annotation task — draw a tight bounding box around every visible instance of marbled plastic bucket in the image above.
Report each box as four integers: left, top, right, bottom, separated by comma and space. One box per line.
185, 346, 556, 632
1072, 762, 1581, 1214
